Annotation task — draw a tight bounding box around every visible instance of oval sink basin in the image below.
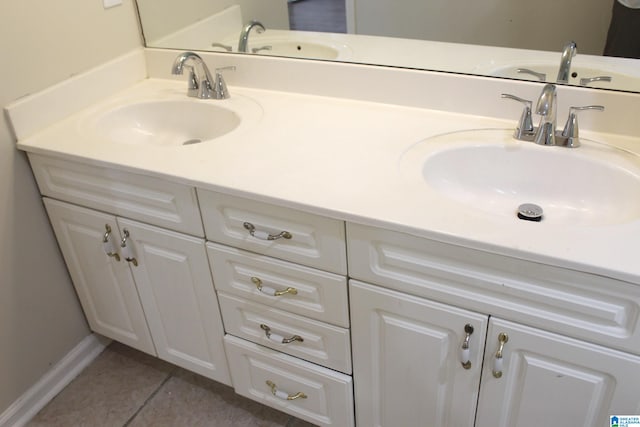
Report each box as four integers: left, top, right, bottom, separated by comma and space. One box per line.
91, 100, 241, 147
399, 129, 640, 225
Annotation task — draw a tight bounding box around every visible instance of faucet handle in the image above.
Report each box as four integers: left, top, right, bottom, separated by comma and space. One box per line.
561, 105, 604, 148
516, 68, 547, 82
211, 42, 233, 52
501, 94, 534, 139
579, 76, 612, 86
213, 66, 236, 99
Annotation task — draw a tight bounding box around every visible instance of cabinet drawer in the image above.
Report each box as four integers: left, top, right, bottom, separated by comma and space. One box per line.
224, 335, 354, 427
218, 292, 352, 374
29, 153, 203, 236
208, 243, 349, 327
198, 190, 346, 274
347, 222, 640, 355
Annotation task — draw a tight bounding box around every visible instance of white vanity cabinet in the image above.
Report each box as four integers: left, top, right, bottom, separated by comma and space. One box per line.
350, 280, 488, 427
199, 190, 354, 426
44, 198, 155, 356
348, 223, 640, 426
33, 155, 230, 385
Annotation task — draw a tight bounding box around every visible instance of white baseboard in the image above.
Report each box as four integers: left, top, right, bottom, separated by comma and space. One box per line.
0, 334, 111, 427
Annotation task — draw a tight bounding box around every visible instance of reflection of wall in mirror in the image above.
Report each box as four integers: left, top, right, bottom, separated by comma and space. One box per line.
350, 0, 612, 55
136, 0, 289, 44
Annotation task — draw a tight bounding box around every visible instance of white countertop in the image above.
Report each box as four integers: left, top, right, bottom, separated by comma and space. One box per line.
13, 76, 640, 284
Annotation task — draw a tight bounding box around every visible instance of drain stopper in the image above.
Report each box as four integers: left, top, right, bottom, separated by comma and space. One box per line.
517, 203, 543, 222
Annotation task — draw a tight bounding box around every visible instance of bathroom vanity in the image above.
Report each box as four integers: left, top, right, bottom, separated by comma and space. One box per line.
7, 49, 640, 426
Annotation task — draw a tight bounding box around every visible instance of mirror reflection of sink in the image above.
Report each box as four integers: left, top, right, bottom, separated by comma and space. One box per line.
492, 63, 638, 88
399, 129, 640, 225
250, 39, 343, 59
222, 31, 353, 60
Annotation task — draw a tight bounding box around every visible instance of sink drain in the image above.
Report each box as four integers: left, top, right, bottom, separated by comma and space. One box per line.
182, 138, 203, 146
517, 203, 543, 222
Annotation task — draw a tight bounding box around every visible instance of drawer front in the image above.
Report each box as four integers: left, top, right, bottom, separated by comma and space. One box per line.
224, 335, 354, 427
29, 153, 203, 236
218, 292, 352, 374
198, 189, 347, 274
208, 243, 349, 327
347, 222, 640, 355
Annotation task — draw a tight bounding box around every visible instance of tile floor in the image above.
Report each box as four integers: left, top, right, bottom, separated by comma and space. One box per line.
28, 342, 316, 427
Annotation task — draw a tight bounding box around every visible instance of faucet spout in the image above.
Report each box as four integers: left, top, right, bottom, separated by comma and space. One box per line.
534, 83, 557, 146
171, 51, 215, 99
238, 20, 265, 53
556, 41, 577, 84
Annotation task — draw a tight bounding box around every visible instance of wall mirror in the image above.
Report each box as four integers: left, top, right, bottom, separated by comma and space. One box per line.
135, 0, 640, 93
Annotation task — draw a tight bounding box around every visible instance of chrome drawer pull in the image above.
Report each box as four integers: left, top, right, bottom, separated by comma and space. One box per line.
102, 224, 120, 261
460, 324, 474, 369
492, 332, 509, 378
251, 277, 298, 297
120, 229, 138, 267
260, 324, 303, 344
243, 222, 292, 241
266, 380, 307, 401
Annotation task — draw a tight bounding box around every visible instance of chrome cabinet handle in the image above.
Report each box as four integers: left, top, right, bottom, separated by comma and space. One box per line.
102, 224, 120, 261
260, 324, 303, 344
120, 229, 138, 267
251, 277, 297, 297
492, 332, 509, 378
460, 324, 474, 369
243, 222, 292, 241
266, 380, 307, 401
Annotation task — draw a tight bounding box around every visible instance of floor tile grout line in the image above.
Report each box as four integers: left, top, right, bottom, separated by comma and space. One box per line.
122, 368, 177, 427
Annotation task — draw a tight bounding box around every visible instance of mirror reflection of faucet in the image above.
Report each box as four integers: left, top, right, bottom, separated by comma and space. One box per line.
238, 20, 266, 53
502, 83, 604, 148
513, 41, 613, 86
556, 41, 577, 83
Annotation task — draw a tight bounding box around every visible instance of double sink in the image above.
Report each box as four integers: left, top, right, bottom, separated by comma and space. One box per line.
79, 78, 640, 228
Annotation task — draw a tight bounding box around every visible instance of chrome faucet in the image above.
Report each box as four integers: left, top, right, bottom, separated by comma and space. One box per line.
556, 41, 577, 84
533, 83, 557, 146
238, 20, 265, 53
171, 52, 215, 99
503, 83, 604, 148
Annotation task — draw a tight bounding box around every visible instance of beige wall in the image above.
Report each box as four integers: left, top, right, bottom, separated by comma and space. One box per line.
136, 0, 290, 43
353, 0, 613, 55
0, 0, 142, 414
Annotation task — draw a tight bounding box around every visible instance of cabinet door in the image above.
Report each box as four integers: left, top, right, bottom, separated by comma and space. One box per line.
350, 281, 488, 427
476, 318, 640, 427
43, 198, 155, 355
119, 218, 231, 386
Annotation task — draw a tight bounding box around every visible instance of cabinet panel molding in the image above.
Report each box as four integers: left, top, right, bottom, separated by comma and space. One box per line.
198, 189, 346, 274
43, 198, 155, 355
347, 223, 640, 355
208, 242, 349, 327
476, 318, 640, 427
219, 292, 352, 374
224, 335, 354, 427
30, 154, 203, 236
119, 218, 231, 385
350, 280, 487, 427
